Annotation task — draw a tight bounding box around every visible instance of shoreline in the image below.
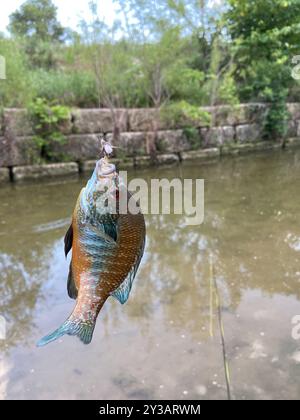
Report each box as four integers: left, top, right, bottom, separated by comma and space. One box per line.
1, 138, 299, 183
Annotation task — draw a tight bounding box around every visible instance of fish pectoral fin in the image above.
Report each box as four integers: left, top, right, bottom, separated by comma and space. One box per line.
87, 223, 117, 244
67, 261, 78, 299
64, 223, 73, 257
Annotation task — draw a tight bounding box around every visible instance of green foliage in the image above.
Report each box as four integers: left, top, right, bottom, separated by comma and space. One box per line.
165, 65, 205, 104
30, 70, 99, 107
183, 126, 202, 150
90, 40, 149, 108
136, 27, 188, 107
263, 91, 290, 140
161, 100, 210, 149
9, 0, 64, 42
161, 101, 211, 127
29, 98, 71, 162
155, 137, 168, 153
0, 0, 299, 143
0, 38, 33, 107
80, 3, 150, 109
227, 0, 300, 137
9, 0, 65, 69
24, 39, 61, 69
217, 70, 239, 107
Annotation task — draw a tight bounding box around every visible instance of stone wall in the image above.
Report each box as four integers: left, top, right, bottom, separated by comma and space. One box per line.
1, 103, 300, 182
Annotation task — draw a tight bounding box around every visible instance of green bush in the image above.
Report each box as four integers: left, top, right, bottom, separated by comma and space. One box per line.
183, 127, 202, 150
263, 92, 290, 140
29, 98, 71, 162
161, 101, 211, 128
164, 65, 205, 105
29, 70, 99, 107
160, 101, 210, 150
0, 38, 33, 107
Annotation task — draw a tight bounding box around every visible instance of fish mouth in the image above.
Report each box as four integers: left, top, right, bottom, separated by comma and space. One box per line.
96, 158, 116, 178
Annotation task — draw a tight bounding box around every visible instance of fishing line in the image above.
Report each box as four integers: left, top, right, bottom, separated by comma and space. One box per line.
209, 253, 232, 401
179, 160, 232, 398
209, 257, 214, 338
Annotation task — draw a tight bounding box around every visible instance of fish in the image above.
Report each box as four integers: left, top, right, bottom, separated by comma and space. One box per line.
37, 157, 146, 346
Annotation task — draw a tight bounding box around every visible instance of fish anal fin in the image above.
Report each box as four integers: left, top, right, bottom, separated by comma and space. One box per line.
111, 274, 134, 305
112, 235, 145, 305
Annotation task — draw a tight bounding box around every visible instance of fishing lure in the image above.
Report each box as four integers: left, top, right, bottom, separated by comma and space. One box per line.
37, 145, 146, 346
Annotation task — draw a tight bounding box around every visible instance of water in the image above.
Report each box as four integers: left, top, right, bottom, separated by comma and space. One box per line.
1, 149, 300, 400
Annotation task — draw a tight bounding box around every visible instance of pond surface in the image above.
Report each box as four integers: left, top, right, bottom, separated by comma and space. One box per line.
1, 149, 300, 400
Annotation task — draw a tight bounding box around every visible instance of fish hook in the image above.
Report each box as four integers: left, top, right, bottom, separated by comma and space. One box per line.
101, 139, 114, 157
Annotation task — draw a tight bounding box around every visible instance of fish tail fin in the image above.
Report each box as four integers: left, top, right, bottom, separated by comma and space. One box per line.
36, 314, 96, 347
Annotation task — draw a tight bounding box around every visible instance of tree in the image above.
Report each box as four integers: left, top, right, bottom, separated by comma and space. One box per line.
9, 0, 64, 42
227, 0, 300, 139
164, 0, 238, 146
155, 0, 237, 108
80, 1, 143, 146
9, 0, 65, 68
115, 0, 210, 156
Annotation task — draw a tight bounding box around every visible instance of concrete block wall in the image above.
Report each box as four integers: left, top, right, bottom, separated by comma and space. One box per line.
0, 103, 300, 182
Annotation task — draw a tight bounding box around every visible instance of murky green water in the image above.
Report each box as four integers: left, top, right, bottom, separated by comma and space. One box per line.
1, 149, 300, 400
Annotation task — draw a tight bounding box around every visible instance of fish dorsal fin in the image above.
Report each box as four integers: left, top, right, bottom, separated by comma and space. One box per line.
64, 223, 73, 257
67, 261, 78, 299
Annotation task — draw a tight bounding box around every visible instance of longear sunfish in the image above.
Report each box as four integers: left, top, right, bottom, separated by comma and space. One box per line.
37, 157, 146, 346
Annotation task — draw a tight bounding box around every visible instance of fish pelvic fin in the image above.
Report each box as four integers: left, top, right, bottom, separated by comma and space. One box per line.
37, 315, 96, 347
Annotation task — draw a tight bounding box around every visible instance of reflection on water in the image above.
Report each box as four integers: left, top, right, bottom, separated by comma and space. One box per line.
1, 149, 300, 399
